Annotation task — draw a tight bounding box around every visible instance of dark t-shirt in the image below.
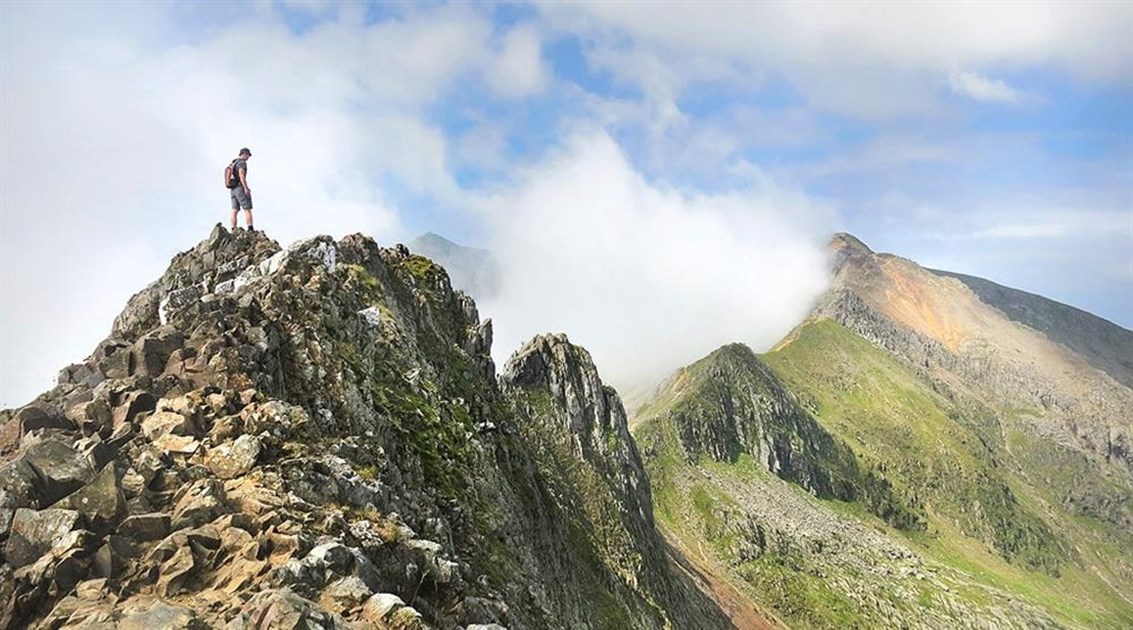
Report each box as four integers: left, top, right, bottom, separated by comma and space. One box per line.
228, 157, 249, 189
232, 158, 248, 184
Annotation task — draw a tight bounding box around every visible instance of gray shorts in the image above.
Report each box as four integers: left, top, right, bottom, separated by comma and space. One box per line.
230, 187, 253, 210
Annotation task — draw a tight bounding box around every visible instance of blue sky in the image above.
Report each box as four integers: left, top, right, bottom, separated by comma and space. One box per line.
2, 1, 1131, 406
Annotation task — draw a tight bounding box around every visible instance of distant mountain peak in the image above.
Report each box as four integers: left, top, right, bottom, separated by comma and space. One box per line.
829, 232, 873, 254
407, 232, 499, 301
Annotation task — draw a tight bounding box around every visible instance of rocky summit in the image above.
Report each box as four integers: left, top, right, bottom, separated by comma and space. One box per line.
0, 226, 738, 629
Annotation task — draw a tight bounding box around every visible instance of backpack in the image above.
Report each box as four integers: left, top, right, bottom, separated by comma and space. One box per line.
224, 159, 241, 189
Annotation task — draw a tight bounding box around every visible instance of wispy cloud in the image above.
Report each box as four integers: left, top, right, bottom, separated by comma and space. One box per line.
969, 209, 1133, 240
949, 71, 1031, 104
972, 223, 1067, 239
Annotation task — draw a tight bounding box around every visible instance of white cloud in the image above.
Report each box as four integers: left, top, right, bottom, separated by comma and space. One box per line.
541, 2, 1131, 118
969, 209, 1133, 240
973, 224, 1067, 239
487, 25, 549, 99
949, 71, 1029, 104
480, 131, 834, 396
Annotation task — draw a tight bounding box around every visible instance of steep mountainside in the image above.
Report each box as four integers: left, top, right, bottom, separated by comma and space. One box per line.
636, 234, 1133, 629
926, 268, 1133, 389
819, 233, 1132, 476
0, 227, 736, 629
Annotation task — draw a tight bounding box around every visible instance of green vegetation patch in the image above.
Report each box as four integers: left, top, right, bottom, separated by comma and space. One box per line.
763, 319, 1068, 574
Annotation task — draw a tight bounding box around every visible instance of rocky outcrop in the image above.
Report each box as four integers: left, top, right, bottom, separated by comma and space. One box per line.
500, 335, 730, 629
0, 226, 737, 629
638, 342, 921, 531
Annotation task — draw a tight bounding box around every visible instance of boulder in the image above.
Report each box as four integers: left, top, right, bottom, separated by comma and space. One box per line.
57, 363, 102, 388
362, 592, 406, 623
141, 411, 194, 439
153, 434, 200, 457
4, 508, 80, 567
205, 434, 262, 479
67, 398, 113, 436
0, 458, 39, 509
13, 404, 72, 435
156, 544, 197, 597
74, 434, 115, 470
50, 530, 93, 593
305, 542, 356, 577
92, 535, 140, 579
386, 606, 427, 629
361, 593, 426, 629
51, 464, 126, 534
75, 577, 109, 601
235, 588, 348, 629
172, 478, 227, 530
131, 327, 185, 378
0, 502, 13, 538
117, 512, 172, 542
209, 415, 244, 442
22, 439, 95, 504
320, 575, 372, 612
106, 421, 135, 451
117, 599, 204, 630
130, 445, 168, 488
98, 344, 132, 380
111, 391, 156, 429
0, 414, 20, 457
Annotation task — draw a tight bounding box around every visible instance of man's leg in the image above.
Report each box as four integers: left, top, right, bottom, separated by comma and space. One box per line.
230, 207, 238, 230
245, 209, 255, 231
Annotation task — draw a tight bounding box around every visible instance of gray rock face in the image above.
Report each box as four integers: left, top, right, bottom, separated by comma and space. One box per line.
501, 333, 731, 629
204, 434, 261, 479
117, 600, 204, 630
50, 463, 126, 534
13, 404, 72, 434
116, 512, 171, 541
233, 589, 349, 629
22, 439, 95, 505
5, 508, 80, 568
0, 458, 39, 510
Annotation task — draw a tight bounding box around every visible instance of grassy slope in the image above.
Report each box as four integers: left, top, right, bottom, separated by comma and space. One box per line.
761, 318, 1133, 628
635, 317, 1133, 628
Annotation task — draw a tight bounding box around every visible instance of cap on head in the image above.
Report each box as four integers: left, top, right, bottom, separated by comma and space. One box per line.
239, 147, 252, 157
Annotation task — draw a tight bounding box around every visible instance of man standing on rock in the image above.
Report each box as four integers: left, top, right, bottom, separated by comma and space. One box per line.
228, 147, 254, 232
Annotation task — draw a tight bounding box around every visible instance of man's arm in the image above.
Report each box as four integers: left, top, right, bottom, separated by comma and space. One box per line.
239, 166, 250, 193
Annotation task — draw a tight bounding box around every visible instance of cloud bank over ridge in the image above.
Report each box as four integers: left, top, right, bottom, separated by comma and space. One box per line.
480, 132, 833, 392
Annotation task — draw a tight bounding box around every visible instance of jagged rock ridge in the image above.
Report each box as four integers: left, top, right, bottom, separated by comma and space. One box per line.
0, 226, 736, 629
